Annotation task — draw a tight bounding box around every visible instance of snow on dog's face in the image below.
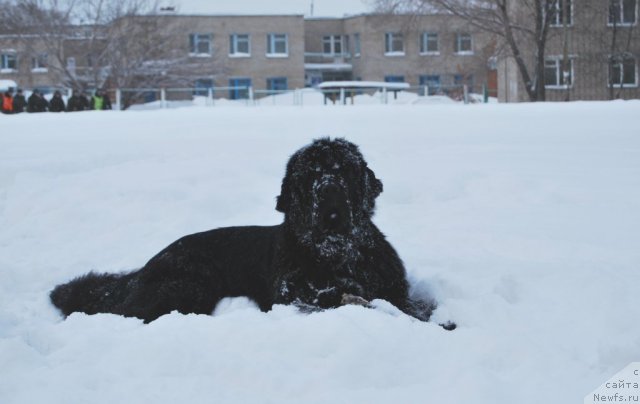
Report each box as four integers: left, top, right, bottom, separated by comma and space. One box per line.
276, 138, 383, 263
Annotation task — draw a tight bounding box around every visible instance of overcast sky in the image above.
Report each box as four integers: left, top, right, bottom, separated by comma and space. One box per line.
174, 0, 373, 17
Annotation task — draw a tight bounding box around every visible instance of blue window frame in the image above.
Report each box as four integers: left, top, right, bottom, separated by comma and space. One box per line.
384, 75, 405, 83
420, 75, 441, 95
267, 77, 288, 91
143, 91, 157, 103
194, 78, 214, 96
229, 78, 251, 100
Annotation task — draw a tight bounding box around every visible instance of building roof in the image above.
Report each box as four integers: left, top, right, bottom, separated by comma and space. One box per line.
172, 0, 370, 18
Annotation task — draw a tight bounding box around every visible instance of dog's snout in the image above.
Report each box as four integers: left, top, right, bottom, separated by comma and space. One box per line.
318, 182, 342, 197
317, 181, 346, 208
316, 181, 350, 234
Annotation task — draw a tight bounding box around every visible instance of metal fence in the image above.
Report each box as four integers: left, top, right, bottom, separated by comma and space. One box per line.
129, 85, 495, 108
26, 84, 496, 110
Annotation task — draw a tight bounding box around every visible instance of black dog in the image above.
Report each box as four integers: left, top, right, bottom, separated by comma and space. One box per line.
51, 138, 451, 328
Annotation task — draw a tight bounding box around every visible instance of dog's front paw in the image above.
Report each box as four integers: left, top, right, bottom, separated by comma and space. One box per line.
341, 293, 372, 308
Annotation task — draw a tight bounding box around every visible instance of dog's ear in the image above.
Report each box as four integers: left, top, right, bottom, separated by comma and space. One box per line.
362, 166, 383, 215
365, 166, 383, 200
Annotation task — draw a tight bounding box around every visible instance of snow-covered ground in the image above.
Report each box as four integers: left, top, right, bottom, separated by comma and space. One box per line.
1, 101, 639, 403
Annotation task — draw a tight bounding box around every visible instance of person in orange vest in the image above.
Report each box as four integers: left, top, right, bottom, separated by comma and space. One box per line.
1, 87, 14, 114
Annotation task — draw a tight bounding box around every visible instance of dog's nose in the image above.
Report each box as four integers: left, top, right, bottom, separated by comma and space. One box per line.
323, 208, 343, 231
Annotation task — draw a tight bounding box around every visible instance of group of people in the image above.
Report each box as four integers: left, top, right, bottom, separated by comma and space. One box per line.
1, 88, 112, 114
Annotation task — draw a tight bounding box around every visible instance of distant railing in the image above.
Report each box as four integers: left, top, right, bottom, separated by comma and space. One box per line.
47, 84, 496, 110
5, 84, 496, 111
304, 52, 352, 63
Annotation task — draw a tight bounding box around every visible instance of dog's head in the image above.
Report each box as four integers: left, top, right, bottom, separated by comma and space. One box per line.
276, 138, 383, 262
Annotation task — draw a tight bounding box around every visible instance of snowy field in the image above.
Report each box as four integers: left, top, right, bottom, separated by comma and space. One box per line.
1, 101, 639, 403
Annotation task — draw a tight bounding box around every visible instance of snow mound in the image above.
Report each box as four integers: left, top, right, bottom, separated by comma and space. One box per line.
1, 101, 639, 403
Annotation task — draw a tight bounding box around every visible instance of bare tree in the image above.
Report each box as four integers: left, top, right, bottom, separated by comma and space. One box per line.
1, 0, 77, 86
1, 0, 221, 109
371, 0, 568, 101
100, 13, 224, 109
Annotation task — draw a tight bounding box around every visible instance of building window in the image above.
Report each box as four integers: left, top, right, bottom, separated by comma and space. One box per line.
323, 35, 343, 55
455, 33, 473, 54
267, 77, 288, 91
229, 78, 252, 100
419, 75, 441, 95
67, 57, 76, 72
609, 0, 638, 25
385, 32, 404, 55
544, 57, 573, 88
87, 53, 106, 68
549, 0, 572, 26
420, 33, 439, 54
189, 33, 212, 56
353, 33, 361, 57
1, 52, 17, 71
454, 74, 474, 88
229, 34, 250, 56
385, 75, 405, 83
194, 78, 214, 96
610, 55, 638, 86
31, 53, 48, 72
267, 34, 288, 57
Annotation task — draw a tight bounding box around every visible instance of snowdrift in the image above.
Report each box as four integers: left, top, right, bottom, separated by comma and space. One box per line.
1, 101, 639, 403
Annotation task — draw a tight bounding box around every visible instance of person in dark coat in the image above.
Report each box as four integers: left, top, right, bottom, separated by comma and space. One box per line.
49, 90, 66, 112
90, 89, 112, 110
67, 90, 90, 112
12, 88, 26, 113
27, 90, 49, 113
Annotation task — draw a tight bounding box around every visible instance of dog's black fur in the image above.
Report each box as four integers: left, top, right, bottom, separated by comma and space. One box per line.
51, 138, 447, 326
